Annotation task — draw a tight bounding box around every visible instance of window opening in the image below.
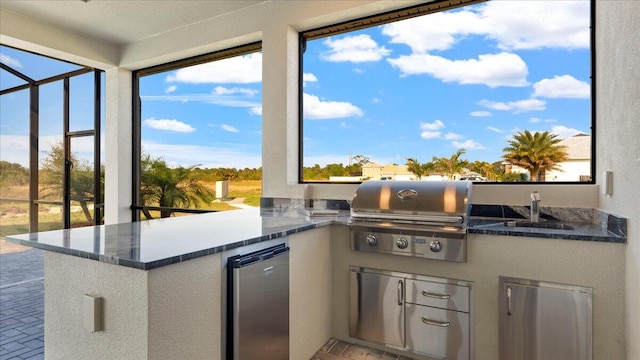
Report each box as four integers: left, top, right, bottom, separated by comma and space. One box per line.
132, 43, 263, 221
299, 0, 593, 184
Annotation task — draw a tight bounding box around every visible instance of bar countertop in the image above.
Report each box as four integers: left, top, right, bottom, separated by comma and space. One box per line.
6, 202, 626, 270
6, 208, 348, 270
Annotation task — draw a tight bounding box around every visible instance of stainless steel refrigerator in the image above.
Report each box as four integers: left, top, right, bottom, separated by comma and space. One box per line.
227, 243, 290, 360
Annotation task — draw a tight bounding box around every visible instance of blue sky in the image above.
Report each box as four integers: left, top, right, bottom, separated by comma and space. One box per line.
301, 0, 591, 168
0, 0, 591, 171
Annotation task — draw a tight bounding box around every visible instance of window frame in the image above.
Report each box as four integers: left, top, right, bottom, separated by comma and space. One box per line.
297, 0, 595, 185
131, 42, 262, 222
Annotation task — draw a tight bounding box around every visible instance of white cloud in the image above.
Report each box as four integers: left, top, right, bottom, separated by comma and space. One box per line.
144, 118, 195, 133
444, 132, 464, 140
303, 93, 363, 119
302, 73, 318, 86
487, 126, 504, 133
381, 1, 589, 53
249, 106, 262, 116
321, 34, 391, 63
470, 111, 492, 117
420, 131, 442, 140
0, 53, 23, 68
213, 86, 259, 97
382, 9, 485, 53
165, 85, 177, 94
532, 75, 590, 99
220, 124, 239, 133
479, 1, 590, 51
166, 53, 261, 84
141, 94, 260, 109
142, 141, 261, 168
551, 125, 583, 139
478, 98, 546, 113
420, 120, 445, 131
529, 117, 542, 123
453, 139, 485, 150
387, 52, 529, 88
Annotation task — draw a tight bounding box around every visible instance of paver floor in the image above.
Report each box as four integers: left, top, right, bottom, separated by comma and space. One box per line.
312, 338, 415, 360
0, 246, 44, 360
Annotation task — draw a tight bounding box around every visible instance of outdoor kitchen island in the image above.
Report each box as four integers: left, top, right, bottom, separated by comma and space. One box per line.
6, 204, 627, 360
6, 207, 341, 360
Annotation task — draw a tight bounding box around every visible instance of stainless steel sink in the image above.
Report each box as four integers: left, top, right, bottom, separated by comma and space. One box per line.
503, 220, 574, 230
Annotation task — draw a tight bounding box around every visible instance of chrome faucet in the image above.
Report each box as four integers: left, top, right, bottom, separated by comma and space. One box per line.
530, 191, 541, 223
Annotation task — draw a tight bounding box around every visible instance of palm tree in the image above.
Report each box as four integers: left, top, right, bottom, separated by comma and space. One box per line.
432, 149, 469, 180
140, 154, 214, 218
405, 158, 433, 180
502, 130, 569, 182
468, 160, 495, 180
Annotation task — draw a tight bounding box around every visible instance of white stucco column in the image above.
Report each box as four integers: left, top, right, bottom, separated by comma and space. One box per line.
104, 68, 133, 224
261, 23, 302, 198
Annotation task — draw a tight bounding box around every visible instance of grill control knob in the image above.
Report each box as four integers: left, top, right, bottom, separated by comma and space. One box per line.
429, 240, 443, 253
396, 237, 409, 249
366, 234, 377, 246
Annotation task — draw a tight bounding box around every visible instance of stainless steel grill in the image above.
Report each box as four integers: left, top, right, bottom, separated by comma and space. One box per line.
348, 180, 472, 262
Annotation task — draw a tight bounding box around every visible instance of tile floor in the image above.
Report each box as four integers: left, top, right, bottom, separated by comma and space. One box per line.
312, 338, 414, 360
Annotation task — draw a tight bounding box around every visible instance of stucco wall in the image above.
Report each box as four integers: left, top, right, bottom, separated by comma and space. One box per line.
331, 226, 626, 360
44, 252, 149, 360
44, 252, 223, 360
289, 226, 333, 359
596, 2, 640, 359
147, 254, 221, 360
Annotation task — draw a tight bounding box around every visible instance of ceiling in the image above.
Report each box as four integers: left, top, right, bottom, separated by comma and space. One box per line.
0, 0, 268, 46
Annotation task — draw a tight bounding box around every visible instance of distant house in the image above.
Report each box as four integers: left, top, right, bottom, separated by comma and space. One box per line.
547, 134, 592, 182
505, 134, 592, 182
361, 163, 416, 180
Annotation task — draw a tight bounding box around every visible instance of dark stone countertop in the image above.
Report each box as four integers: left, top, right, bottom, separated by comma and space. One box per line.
466, 204, 626, 243
6, 207, 350, 270
6, 200, 626, 271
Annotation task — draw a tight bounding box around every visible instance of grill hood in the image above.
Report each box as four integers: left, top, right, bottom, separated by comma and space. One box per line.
350, 180, 472, 228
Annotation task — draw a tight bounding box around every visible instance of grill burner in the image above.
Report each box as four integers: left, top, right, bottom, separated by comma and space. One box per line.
348, 180, 472, 262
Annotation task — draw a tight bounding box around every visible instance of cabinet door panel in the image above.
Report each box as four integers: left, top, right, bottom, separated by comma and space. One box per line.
350, 270, 405, 348
499, 277, 592, 360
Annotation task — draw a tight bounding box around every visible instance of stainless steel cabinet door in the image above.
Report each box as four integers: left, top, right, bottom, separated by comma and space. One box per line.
499, 277, 592, 360
350, 269, 405, 348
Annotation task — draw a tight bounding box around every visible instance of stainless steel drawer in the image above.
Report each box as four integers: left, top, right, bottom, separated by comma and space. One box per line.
405, 278, 470, 312
406, 303, 470, 360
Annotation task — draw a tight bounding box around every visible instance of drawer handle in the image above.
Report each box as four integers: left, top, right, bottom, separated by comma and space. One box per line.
421, 290, 450, 300
421, 317, 451, 327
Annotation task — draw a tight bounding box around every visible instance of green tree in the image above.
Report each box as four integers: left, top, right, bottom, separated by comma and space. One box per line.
432, 149, 469, 180
0, 161, 29, 186
468, 160, 495, 180
405, 158, 433, 180
40, 140, 101, 224
140, 154, 214, 218
502, 130, 568, 182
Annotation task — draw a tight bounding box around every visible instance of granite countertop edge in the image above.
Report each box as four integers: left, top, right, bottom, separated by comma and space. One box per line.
6, 201, 626, 270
